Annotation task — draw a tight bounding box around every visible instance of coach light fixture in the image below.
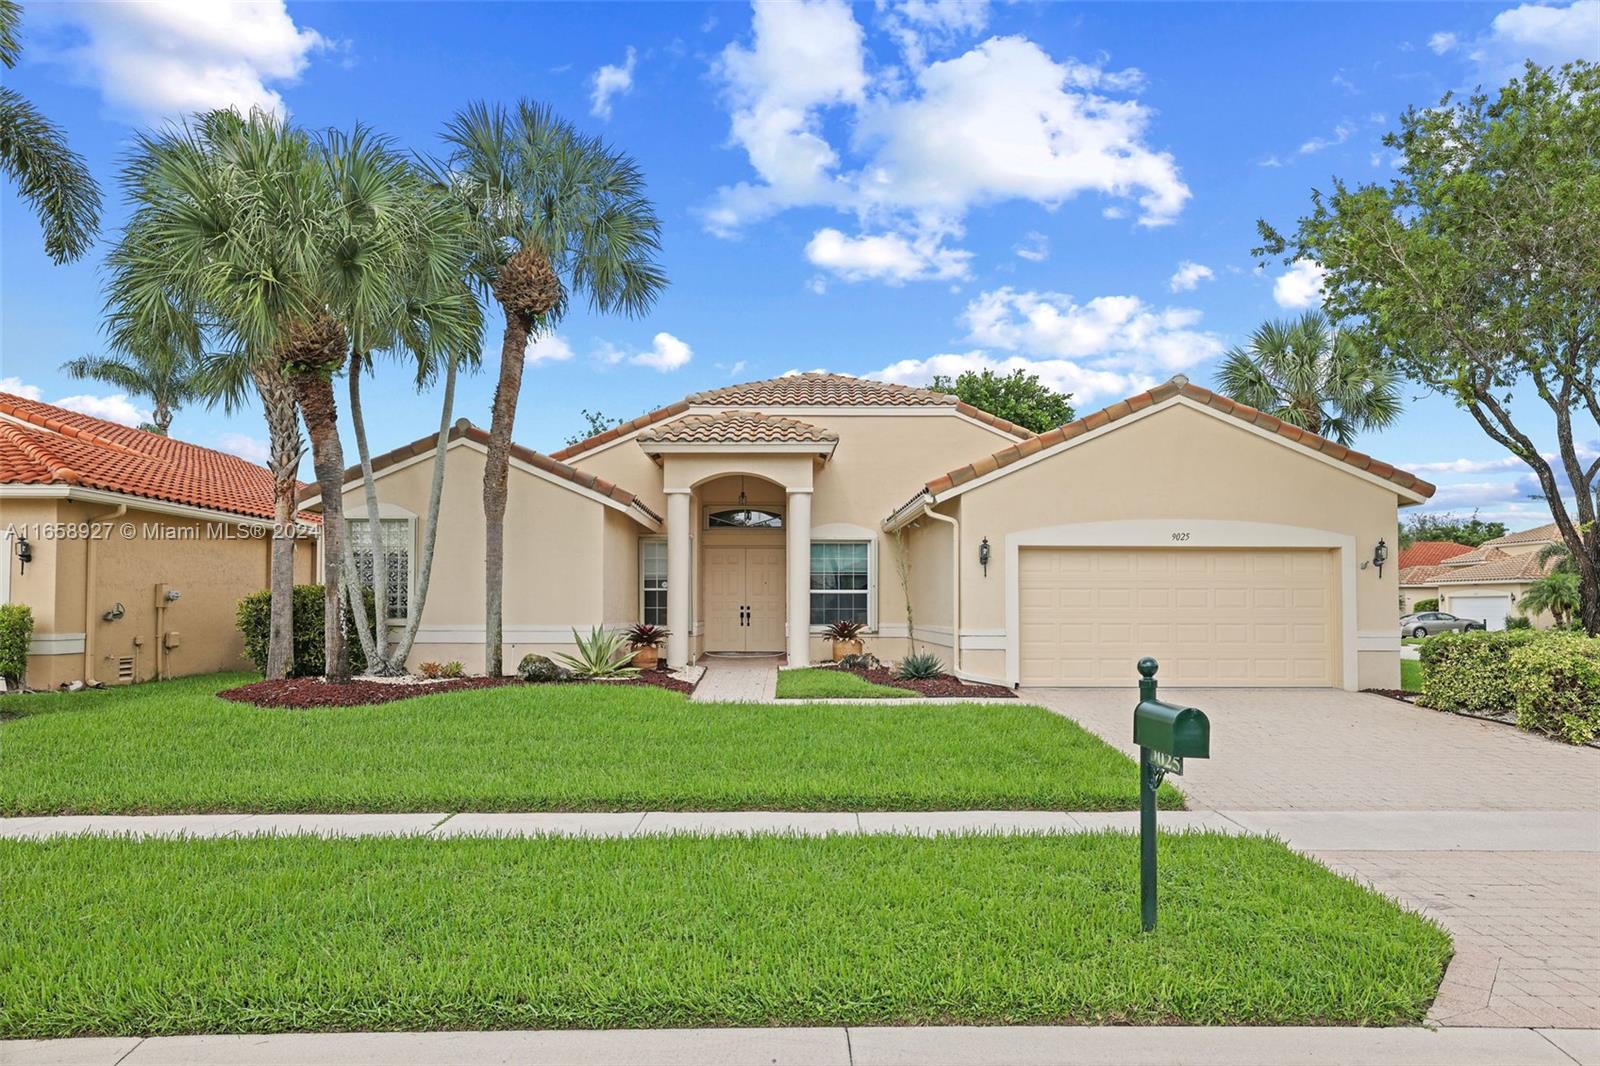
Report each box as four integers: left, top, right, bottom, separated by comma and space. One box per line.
979, 536, 991, 576
1373, 538, 1388, 578
14, 535, 30, 574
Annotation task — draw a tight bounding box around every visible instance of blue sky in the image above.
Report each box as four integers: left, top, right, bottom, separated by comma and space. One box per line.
2, 0, 1595, 529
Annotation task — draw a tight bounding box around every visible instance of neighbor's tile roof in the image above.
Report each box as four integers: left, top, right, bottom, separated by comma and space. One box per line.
1482, 521, 1562, 547
549, 372, 1033, 460
0, 390, 300, 522
1399, 564, 1454, 587
916, 377, 1437, 501
1398, 540, 1475, 569
301, 419, 661, 524
1433, 553, 1553, 585
638, 411, 839, 448
1442, 545, 1511, 567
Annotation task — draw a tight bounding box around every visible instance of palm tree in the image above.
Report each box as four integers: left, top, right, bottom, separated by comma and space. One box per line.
437, 100, 666, 676
1536, 541, 1576, 574
61, 337, 199, 435
0, 0, 100, 263
1215, 312, 1401, 446
1519, 570, 1580, 627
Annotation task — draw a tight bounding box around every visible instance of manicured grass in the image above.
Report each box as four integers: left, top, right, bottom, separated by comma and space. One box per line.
1400, 658, 1424, 693
0, 833, 1450, 1036
776, 666, 917, 699
0, 673, 1179, 814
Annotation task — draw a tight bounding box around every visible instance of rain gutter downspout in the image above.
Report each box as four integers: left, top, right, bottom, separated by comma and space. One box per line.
918, 505, 961, 677
84, 502, 126, 684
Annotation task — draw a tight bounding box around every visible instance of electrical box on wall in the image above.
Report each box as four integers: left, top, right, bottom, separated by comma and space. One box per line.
163, 631, 181, 650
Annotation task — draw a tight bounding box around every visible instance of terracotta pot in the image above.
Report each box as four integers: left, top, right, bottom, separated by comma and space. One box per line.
831, 639, 864, 662
632, 646, 660, 670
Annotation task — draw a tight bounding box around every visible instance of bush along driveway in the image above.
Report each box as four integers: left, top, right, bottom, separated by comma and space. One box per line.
1415, 630, 1600, 744
0, 832, 1450, 1037
0, 673, 1179, 814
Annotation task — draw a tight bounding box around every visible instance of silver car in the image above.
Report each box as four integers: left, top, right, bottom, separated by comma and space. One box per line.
1399, 611, 1486, 638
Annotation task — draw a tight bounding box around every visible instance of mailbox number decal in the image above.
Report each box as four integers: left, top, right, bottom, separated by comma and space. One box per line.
1150, 751, 1183, 776
1171, 532, 1191, 542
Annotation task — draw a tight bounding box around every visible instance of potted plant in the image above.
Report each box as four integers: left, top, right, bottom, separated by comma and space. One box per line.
626, 623, 669, 670
825, 619, 866, 661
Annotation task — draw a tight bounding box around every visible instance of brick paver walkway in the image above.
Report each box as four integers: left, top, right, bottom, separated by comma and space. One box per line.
691, 654, 781, 702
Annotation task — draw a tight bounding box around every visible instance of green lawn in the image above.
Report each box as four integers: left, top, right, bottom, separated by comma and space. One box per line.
0, 673, 1179, 814
776, 666, 917, 699
1401, 659, 1424, 693
0, 833, 1450, 1036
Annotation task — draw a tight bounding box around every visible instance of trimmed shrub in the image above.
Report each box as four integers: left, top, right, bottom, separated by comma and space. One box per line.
1510, 635, 1600, 745
236, 585, 370, 679
0, 603, 34, 685
1417, 629, 1541, 714
517, 653, 570, 683
1412, 598, 1439, 613
1504, 615, 1533, 630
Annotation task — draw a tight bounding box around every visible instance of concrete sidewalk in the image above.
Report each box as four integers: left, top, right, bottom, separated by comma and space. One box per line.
4, 1025, 1595, 1066
2, 809, 1594, 851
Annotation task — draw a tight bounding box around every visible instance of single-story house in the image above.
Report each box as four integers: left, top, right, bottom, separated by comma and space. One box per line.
1399, 522, 1563, 629
0, 392, 315, 688
306, 372, 1434, 691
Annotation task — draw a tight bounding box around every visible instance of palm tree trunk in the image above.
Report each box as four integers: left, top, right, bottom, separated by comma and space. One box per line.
293, 373, 351, 683
389, 357, 460, 669
151, 400, 172, 435
342, 352, 385, 671
254, 367, 303, 681
482, 311, 531, 677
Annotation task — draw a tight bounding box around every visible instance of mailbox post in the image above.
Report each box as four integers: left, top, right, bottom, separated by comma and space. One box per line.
1132, 657, 1210, 932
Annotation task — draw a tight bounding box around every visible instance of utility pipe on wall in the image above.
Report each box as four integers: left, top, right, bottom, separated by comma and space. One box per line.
918, 506, 961, 677
83, 503, 126, 684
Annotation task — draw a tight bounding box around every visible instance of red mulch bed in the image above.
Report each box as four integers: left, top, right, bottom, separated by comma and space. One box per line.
843, 666, 1015, 698
219, 669, 694, 709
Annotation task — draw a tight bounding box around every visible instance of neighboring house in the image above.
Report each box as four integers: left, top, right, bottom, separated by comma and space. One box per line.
1398, 540, 1474, 570
0, 392, 315, 688
1398, 522, 1564, 629
308, 372, 1434, 691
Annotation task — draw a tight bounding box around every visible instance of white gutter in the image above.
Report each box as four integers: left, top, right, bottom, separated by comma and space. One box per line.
916, 505, 961, 678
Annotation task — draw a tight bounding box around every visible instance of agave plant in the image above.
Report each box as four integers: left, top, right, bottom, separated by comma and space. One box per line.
554, 626, 639, 679
895, 652, 945, 681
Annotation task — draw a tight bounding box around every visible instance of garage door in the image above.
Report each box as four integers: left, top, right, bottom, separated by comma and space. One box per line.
1018, 548, 1338, 687
1446, 594, 1512, 631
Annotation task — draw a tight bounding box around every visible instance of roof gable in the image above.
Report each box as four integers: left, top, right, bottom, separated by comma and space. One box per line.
638, 411, 839, 449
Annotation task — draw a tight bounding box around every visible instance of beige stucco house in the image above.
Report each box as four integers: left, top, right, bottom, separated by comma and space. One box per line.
1399, 523, 1564, 629
0, 392, 316, 688
310, 372, 1434, 691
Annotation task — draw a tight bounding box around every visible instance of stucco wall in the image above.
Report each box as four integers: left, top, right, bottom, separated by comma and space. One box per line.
925, 402, 1408, 690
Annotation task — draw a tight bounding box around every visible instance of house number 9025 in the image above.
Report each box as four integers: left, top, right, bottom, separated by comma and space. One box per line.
1171, 532, 1191, 541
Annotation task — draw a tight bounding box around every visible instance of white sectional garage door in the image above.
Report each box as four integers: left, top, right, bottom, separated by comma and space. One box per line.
1018, 548, 1338, 687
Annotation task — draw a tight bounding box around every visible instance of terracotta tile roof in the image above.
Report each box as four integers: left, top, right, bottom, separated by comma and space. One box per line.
0, 391, 301, 522
1433, 553, 1554, 585
1483, 521, 1561, 547
300, 419, 661, 525
1398, 540, 1475, 569
638, 411, 839, 447
1442, 545, 1510, 567
915, 377, 1437, 502
1399, 564, 1454, 586
549, 372, 1033, 460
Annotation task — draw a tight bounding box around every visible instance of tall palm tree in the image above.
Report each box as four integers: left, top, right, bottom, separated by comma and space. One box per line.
61, 336, 199, 435
1215, 312, 1402, 446
0, 0, 100, 263
437, 100, 666, 676
1519, 570, 1580, 627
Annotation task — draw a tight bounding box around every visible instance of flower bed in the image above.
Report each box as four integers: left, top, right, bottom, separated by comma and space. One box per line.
842, 665, 1014, 698
219, 669, 694, 709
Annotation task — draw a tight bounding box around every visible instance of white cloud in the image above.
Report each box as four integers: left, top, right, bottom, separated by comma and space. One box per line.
54, 392, 150, 427
706, 3, 1187, 280
590, 46, 637, 120
0, 377, 43, 400
1299, 121, 1355, 155
37, 0, 328, 121
1168, 260, 1214, 292
1428, 31, 1460, 54
1474, 1, 1600, 77
1014, 231, 1049, 262
1272, 258, 1327, 309
881, 0, 990, 67
215, 432, 270, 465
1403, 455, 1525, 475
804, 227, 971, 283
525, 332, 575, 364
609, 332, 693, 372
874, 350, 1151, 408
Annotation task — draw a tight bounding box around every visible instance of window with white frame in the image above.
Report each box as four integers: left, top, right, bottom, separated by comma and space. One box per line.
810, 541, 869, 626
347, 518, 411, 621
640, 539, 667, 626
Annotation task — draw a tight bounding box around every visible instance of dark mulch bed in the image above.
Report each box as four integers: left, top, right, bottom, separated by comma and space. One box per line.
846, 666, 1016, 698
219, 669, 694, 709
1364, 688, 1420, 704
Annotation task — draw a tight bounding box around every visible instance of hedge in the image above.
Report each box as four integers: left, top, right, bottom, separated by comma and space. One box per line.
0, 603, 33, 685
236, 585, 371, 678
1411, 598, 1439, 614
1419, 629, 1600, 744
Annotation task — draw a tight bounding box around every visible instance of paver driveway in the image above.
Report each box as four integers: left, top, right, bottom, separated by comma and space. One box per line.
1025, 686, 1600, 1030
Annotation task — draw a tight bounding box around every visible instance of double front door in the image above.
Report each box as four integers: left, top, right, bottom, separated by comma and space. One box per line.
704, 546, 785, 652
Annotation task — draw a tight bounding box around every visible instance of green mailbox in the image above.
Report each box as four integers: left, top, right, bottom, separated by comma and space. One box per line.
1133, 657, 1211, 932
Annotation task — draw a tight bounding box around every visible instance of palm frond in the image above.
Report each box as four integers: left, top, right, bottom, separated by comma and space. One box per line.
0, 86, 101, 263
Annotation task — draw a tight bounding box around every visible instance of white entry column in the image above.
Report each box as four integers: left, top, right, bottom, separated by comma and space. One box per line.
666, 490, 691, 668
785, 489, 812, 666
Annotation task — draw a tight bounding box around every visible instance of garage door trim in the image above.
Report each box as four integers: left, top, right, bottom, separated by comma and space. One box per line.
1004, 520, 1358, 691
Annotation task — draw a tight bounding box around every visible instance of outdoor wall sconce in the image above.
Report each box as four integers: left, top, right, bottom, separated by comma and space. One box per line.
979, 536, 991, 576
103, 602, 126, 622
14, 535, 30, 574
1372, 538, 1388, 578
